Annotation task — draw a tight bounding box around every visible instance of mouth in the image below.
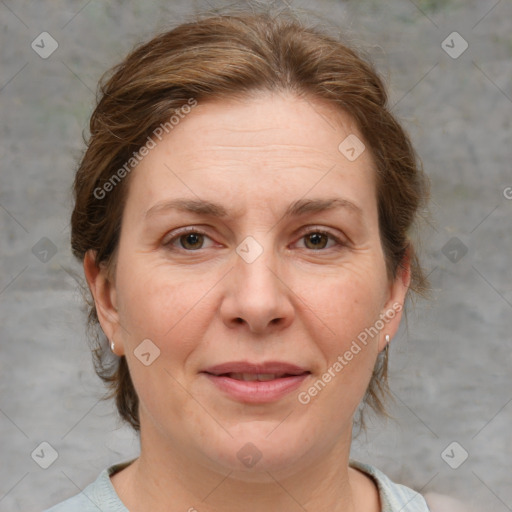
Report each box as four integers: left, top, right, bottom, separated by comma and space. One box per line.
201, 361, 310, 376
209, 372, 309, 382
200, 361, 311, 403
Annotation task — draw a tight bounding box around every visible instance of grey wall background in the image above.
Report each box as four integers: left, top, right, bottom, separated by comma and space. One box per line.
1, 0, 511, 511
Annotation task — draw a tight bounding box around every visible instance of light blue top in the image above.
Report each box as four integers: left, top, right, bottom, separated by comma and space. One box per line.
44, 459, 431, 511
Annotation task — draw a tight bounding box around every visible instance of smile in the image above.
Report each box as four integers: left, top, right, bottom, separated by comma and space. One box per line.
202, 371, 310, 403
220, 372, 301, 381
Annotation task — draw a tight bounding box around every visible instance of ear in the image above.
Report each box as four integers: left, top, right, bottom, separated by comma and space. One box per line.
83, 250, 125, 356
378, 247, 412, 352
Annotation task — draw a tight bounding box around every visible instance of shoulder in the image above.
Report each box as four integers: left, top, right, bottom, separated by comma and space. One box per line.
349, 460, 431, 512
43, 463, 131, 512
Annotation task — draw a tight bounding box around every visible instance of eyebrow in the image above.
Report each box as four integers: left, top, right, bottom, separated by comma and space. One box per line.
144, 197, 363, 220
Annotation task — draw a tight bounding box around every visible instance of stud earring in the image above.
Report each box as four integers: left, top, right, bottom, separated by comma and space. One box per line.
110, 340, 115, 352
383, 334, 391, 355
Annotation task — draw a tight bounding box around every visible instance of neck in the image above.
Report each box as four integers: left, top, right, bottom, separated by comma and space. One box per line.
111, 419, 376, 512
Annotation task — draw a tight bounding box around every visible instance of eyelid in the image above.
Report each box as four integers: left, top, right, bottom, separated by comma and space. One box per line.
162, 226, 214, 249
293, 226, 348, 250
163, 225, 348, 252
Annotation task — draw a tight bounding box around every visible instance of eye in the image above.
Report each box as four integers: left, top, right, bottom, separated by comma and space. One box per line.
294, 228, 346, 251
163, 227, 214, 251
163, 227, 347, 253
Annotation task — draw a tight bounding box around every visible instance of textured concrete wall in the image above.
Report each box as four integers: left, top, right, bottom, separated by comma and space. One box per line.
1, 1, 511, 511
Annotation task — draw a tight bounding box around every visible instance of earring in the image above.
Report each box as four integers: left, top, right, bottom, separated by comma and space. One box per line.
110, 340, 115, 352
385, 334, 390, 344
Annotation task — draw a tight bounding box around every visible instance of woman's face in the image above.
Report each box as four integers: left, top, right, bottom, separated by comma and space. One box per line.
89, 91, 408, 479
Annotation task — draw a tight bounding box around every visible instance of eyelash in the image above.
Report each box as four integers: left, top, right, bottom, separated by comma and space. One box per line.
163, 226, 347, 252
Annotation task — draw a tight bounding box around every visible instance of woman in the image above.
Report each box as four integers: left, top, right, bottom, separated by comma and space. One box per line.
46, 9, 432, 512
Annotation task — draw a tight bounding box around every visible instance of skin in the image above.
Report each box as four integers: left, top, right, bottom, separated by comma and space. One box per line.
85, 90, 410, 512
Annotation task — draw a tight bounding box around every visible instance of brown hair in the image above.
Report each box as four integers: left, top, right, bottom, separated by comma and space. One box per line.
71, 8, 429, 432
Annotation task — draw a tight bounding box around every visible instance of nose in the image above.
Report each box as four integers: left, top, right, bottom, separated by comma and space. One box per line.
220, 240, 295, 334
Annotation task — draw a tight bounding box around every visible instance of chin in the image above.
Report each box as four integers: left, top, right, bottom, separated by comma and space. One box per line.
201, 426, 314, 481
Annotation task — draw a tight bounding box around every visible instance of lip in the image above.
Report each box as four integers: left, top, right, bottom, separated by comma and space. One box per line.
200, 361, 310, 404
202, 373, 310, 403
201, 361, 309, 375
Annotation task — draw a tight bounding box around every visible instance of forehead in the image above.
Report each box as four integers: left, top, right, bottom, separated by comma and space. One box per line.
124, 92, 377, 220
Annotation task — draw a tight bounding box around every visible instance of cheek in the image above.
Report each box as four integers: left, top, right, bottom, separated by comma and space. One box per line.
115, 265, 208, 427
116, 257, 218, 366
298, 278, 382, 427
301, 263, 387, 344
297, 264, 386, 406
117, 255, 186, 332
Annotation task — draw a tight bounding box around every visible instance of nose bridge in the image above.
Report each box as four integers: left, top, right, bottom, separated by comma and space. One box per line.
223, 232, 293, 332
235, 232, 281, 297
